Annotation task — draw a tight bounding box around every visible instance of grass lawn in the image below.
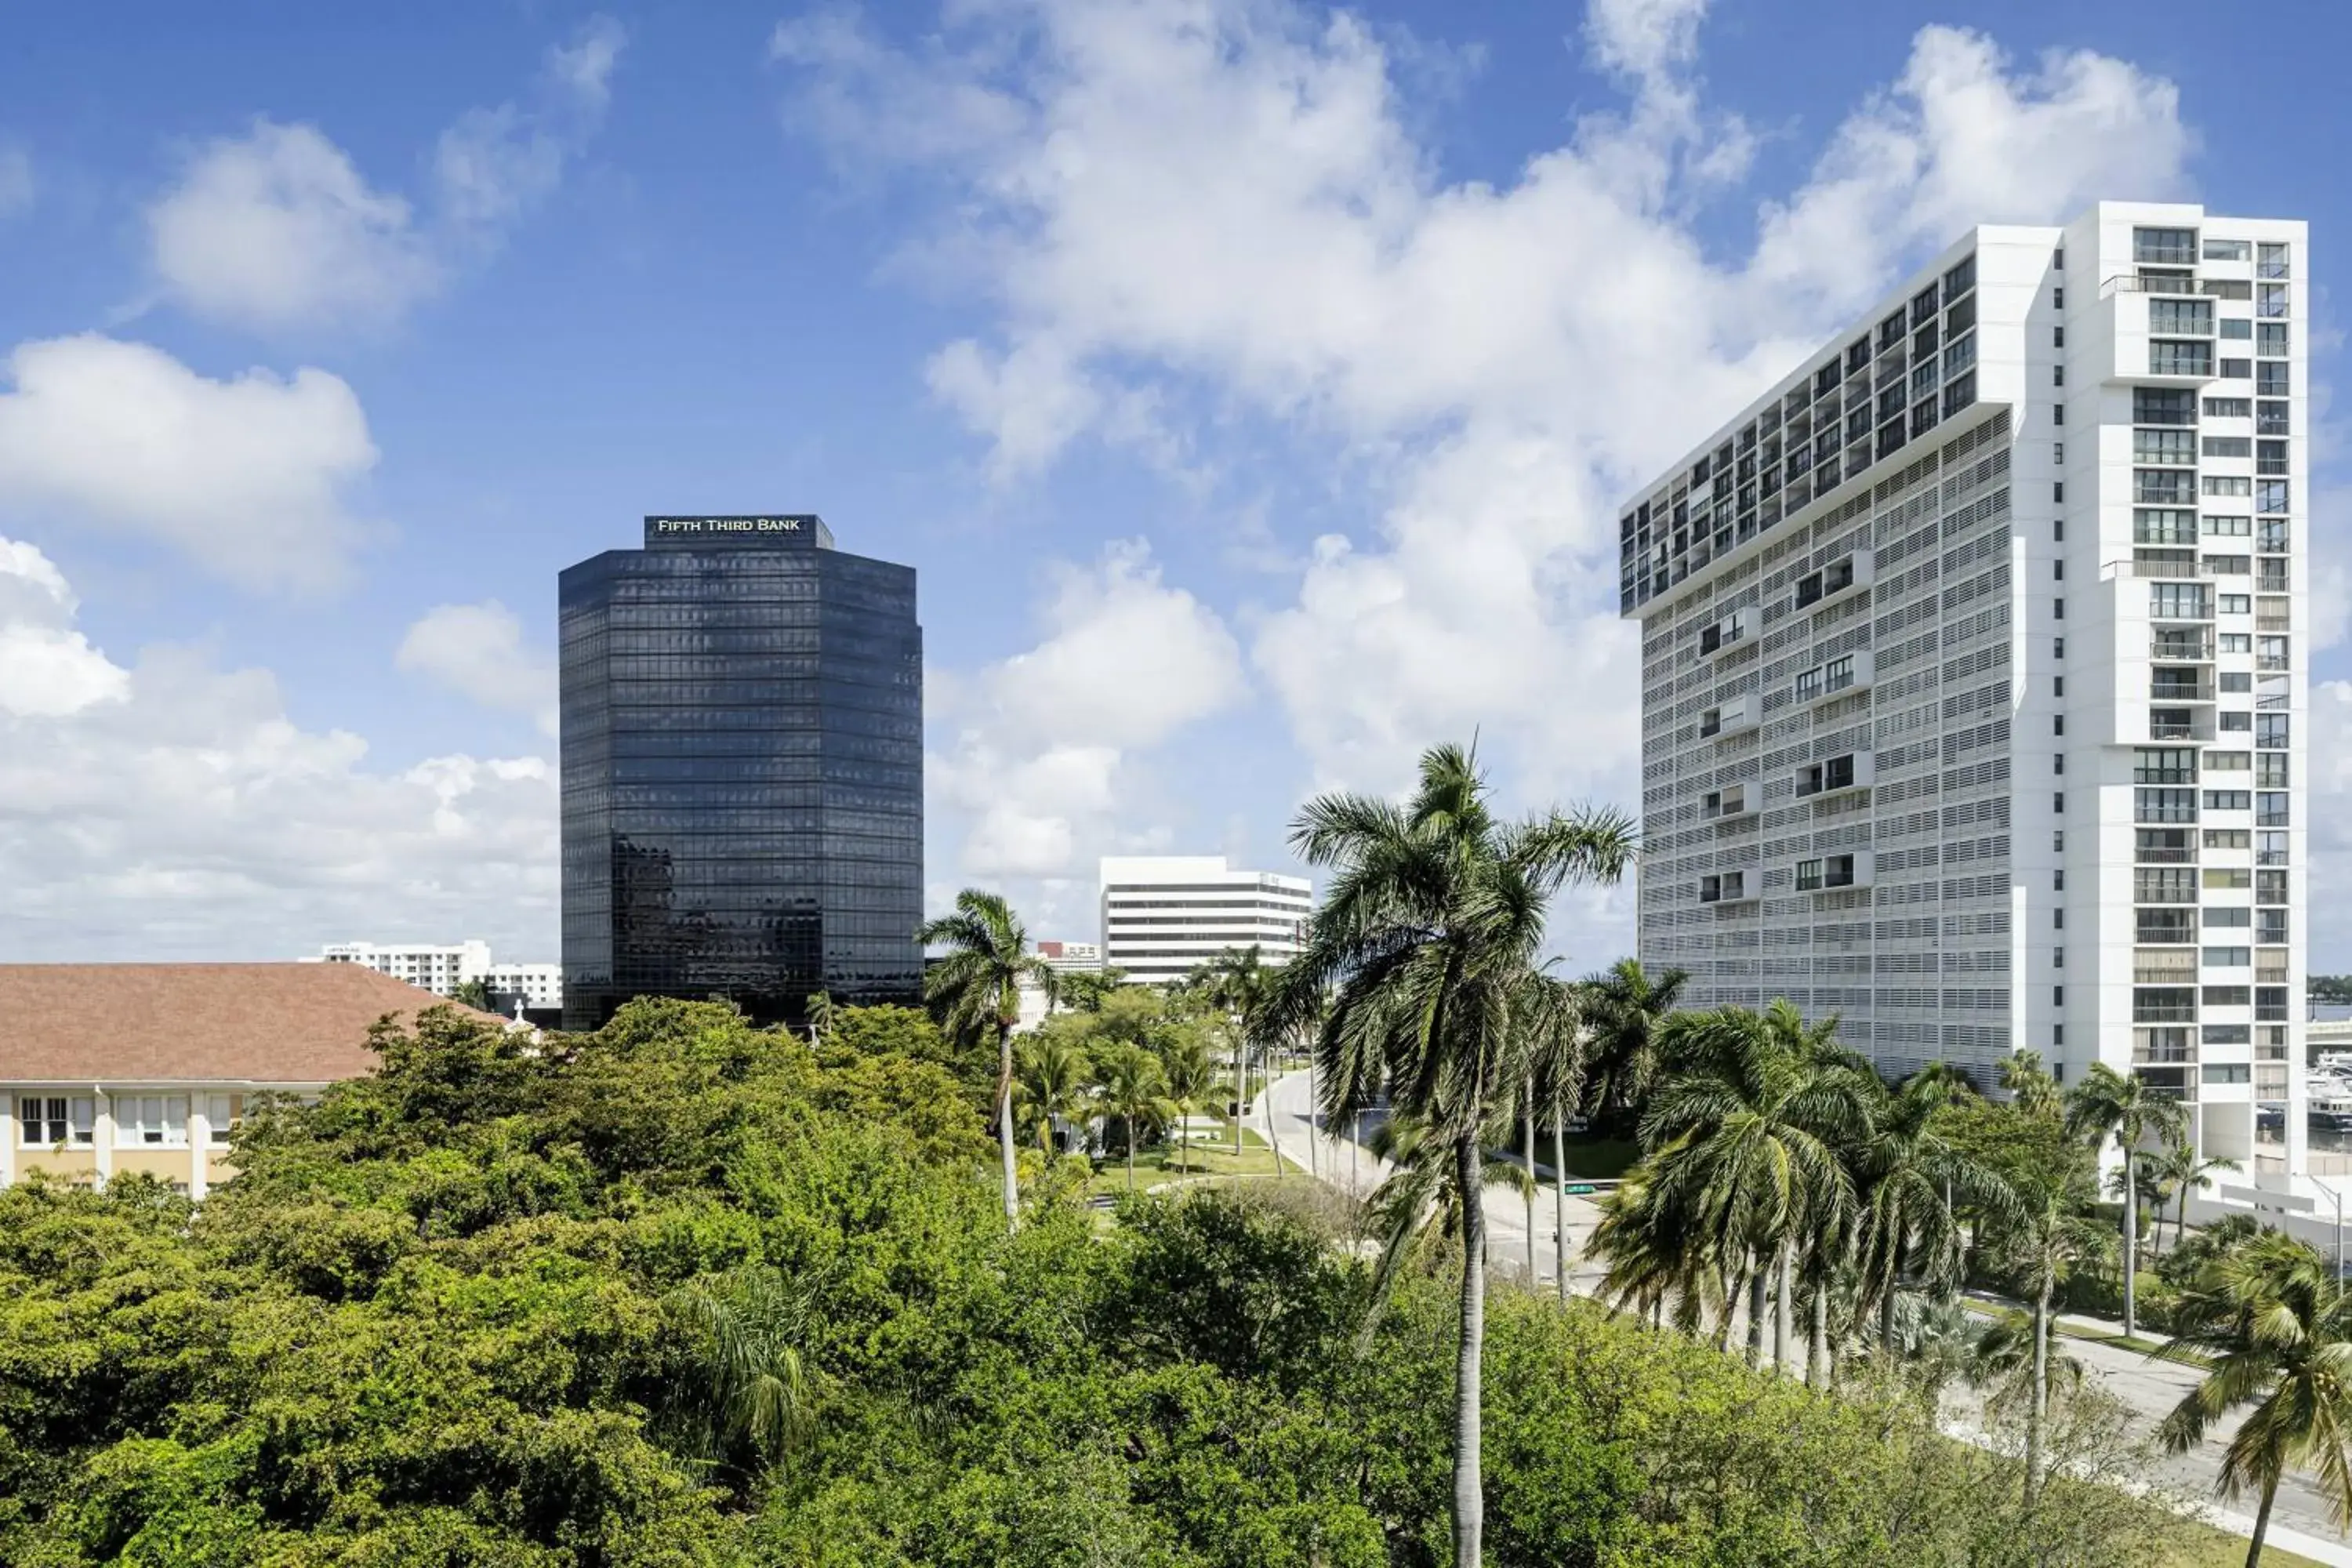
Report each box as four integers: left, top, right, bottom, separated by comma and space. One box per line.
2164, 1519, 2332, 1566
1086, 1119, 1290, 1199
1553, 1134, 1641, 1180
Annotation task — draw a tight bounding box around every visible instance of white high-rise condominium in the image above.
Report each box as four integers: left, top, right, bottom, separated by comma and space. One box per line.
1098, 857, 1312, 988
1622, 201, 2307, 1178
307, 941, 564, 1011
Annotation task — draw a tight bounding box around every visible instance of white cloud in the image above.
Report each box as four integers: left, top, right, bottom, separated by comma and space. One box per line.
775, 0, 2197, 956
0, 142, 33, 218
931, 540, 1244, 896
0, 537, 129, 717
396, 601, 558, 736
0, 536, 556, 960
146, 16, 625, 332
147, 122, 441, 333
0, 336, 377, 595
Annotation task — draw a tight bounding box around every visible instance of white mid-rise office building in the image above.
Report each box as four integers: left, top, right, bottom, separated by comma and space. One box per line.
308, 942, 564, 1013
1622, 201, 2306, 1178
1099, 857, 1312, 988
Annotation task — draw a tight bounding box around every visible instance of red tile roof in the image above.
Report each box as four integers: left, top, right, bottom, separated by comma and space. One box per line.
0, 964, 503, 1084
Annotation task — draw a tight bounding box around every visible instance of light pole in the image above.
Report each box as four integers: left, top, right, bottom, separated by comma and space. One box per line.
2328, 1182, 2346, 1304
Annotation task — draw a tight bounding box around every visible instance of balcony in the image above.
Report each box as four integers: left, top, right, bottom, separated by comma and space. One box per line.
2150, 677, 2216, 703
1697, 692, 1759, 739
1700, 789, 1755, 822
2153, 632, 2214, 662
2149, 711, 2217, 742
1795, 751, 1871, 800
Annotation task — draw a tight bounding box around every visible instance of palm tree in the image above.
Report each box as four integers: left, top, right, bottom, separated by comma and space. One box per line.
1157, 1027, 1217, 1166
1097, 1044, 1180, 1195
2160, 1231, 2352, 1566
2147, 1138, 2240, 1255
2064, 1063, 2190, 1338
1014, 1031, 1094, 1158
1054, 966, 1127, 1013
1362, 1110, 1535, 1306
1577, 958, 1686, 1136
1849, 1067, 2018, 1350
664, 1265, 815, 1477
804, 990, 836, 1047
1191, 946, 1281, 1172
1515, 969, 1588, 1302
1987, 1173, 2111, 1505
1261, 741, 1634, 1568
1638, 1001, 1870, 1373
1592, 1167, 1722, 1337
918, 890, 1061, 1232
1997, 1047, 2063, 1120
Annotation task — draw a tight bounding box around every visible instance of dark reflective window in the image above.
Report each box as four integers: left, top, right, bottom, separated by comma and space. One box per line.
560, 524, 922, 1027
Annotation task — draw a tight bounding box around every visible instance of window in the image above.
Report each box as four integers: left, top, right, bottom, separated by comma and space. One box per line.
2220, 318, 2253, 339
2256, 753, 2287, 789
2136, 787, 2197, 822
2053, 442, 2064, 465
2203, 1064, 2252, 1085
2136, 227, 2197, 265
1795, 853, 1857, 891
2134, 748, 2198, 784
2053, 326, 2065, 348
16, 1096, 96, 1147
2257, 441, 2288, 477
2202, 437, 2251, 458
203, 1094, 238, 1145
2134, 987, 2196, 1022
2151, 341, 2212, 376
1797, 753, 1858, 797
2257, 242, 2288, 278
2256, 793, 2289, 827
2138, 828, 2191, 861
2205, 829, 2252, 850
2258, 362, 2290, 397
2205, 514, 2250, 537
2220, 713, 2252, 733
2257, 400, 2288, 434
2205, 397, 2251, 418
2053, 365, 2065, 387
1699, 872, 1746, 904
2149, 299, 2214, 335
2136, 428, 2196, 463
2204, 985, 2253, 1007
2256, 480, 2288, 514
2220, 358, 2252, 380
2203, 906, 2252, 929
1943, 253, 1976, 301
2053, 637, 2065, 658
2135, 387, 2198, 425
114, 1094, 190, 1148
2205, 238, 2251, 262
2052, 403, 2064, 426
2257, 322, 2288, 358
2258, 283, 2289, 318
2136, 470, 2196, 504
2136, 867, 2197, 902
2053, 715, 2065, 736
2204, 475, 2252, 497
2256, 713, 2289, 749
2150, 583, 2211, 619
2203, 789, 2252, 811
2219, 593, 2251, 615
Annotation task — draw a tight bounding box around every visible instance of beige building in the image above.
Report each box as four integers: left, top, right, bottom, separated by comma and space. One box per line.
2, 963, 494, 1197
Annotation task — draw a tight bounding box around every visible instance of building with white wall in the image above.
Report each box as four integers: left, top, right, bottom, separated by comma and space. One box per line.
1099, 856, 1311, 989
308, 941, 562, 1014
1623, 201, 2307, 1179
2, 964, 496, 1197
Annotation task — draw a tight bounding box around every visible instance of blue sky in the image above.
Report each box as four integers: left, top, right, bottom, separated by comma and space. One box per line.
0, 0, 2345, 970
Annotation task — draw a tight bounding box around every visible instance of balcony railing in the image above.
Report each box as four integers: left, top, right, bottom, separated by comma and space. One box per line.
2154, 635, 2215, 661
2133, 1045, 2195, 1065
2258, 655, 2289, 672
2151, 681, 2217, 703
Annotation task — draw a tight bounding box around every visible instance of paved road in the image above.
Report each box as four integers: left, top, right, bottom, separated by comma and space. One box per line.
1255, 1070, 2352, 1566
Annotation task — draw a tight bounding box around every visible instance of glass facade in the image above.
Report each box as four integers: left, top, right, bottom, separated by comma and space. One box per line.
559, 515, 922, 1028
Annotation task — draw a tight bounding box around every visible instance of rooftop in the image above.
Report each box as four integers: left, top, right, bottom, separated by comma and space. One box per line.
0, 963, 503, 1084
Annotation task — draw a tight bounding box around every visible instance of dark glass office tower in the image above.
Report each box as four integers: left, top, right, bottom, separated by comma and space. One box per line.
559, 515, 922, 1029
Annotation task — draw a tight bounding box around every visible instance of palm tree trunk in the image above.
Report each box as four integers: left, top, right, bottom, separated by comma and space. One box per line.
1523, 1087, 1538, 1287
996, 1024, 1020, 1232
2122, 1149, 2138, 1338
1746, 1266, 1767, 1371
1452, 1133, 1487, 1568
1551, 1098, 1568, 1305
1307, 1049, 1318, 1180
2245, 1472, 2281, 1568
1807, 1283, 1828, 1388
2027, 1277, 2051, 1507
1773, 1243, 1792, 1375
1233, 1034, 1247, 1174
1879, 1274, 1898, 1352
1126, 1119, 1137, 1196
